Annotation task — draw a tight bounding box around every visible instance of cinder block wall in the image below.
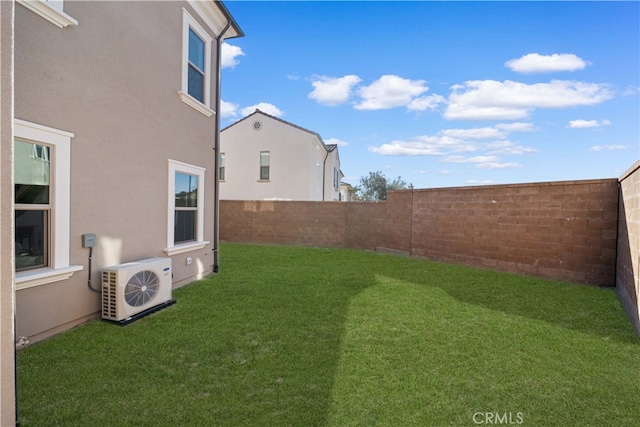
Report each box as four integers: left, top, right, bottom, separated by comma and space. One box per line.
344, 191, 412, 253
617, 161, 640, 335
220, 200, 347, 247
410, 180, 619, 286
220, 178, 619, 286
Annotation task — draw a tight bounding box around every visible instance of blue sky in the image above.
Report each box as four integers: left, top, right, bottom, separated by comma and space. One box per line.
220, 0, 639, 189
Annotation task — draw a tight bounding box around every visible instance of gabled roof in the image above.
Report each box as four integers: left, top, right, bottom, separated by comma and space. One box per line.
222, 109, 333, 152
325, 143, 341, 166
341, 182, 355, 189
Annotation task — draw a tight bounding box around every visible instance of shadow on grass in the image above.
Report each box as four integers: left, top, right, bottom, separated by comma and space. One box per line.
17, 243, 638, 426
385, 255, 637, 344
326, 271, 640, 427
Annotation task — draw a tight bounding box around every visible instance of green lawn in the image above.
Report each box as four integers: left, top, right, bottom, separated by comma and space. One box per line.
18, 242, 639, 426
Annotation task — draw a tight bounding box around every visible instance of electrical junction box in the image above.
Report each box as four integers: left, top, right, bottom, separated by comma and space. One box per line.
82, 233, 96, 248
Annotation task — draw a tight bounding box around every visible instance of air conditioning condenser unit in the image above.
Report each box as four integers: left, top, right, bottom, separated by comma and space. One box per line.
102, 257, 175, 324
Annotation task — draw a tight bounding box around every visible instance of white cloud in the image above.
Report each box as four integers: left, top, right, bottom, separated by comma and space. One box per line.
444, 155, 501, 164
355, 75, 430, 110
369, 139, 446, 156
568, 119, 611, 128
495, 122, 536, 132
476, 162, 523, 169
220, 99, 239, 119
444, 79, 613, 120
369, 134, 481, 156
308, 75, 362, 106
408, 94, 446, 112
441, 127, 505, 140
505, 53, 589, 73
240, 102, 283, 117
221, 43, 244, 69
485, 141, 537, 155
325, 137, 349, 147
370, 122, 534, 173
308, 74, 446, 112
446, 105, 527, 121
445, 155, 523, 169
590, 144, 627, 151
369, 124, 538, 158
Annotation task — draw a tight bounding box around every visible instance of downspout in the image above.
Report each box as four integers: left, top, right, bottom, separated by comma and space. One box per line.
213, 20, 231, 273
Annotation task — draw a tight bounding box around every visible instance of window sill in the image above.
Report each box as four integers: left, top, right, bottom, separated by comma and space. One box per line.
17, 0, 78, 28
16, 265, 83, 290
177, 91, 214, 117
164, 241, 210, 256
258, 180, 270, 183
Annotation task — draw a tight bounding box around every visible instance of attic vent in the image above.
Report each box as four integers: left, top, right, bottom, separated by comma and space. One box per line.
252, 121, 262, 131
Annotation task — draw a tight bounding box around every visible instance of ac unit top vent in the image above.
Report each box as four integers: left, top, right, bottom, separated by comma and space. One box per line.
103, 257, 172, 273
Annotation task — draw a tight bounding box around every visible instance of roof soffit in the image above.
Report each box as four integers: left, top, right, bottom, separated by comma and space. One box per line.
187, 0, 242, 38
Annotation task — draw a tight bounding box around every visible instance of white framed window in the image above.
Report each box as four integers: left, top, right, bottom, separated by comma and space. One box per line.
219, 153, 225, 181
14, 119, 82, 289
16, 0, 78, 29
15, 140, 50, 272
165, 159, 209, 256
178, 8, 214, 117
260, 151, 270, 181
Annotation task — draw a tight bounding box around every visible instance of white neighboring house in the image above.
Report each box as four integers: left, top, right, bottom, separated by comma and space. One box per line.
220, 110, 343, 201
340, 182, 357, 202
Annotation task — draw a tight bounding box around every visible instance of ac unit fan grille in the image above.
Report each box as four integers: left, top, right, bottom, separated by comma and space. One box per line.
125, 270, 160, 307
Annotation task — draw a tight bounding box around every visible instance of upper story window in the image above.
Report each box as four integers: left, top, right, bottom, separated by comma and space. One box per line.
333, 167, 339, 190
260, 152, 270, 181
219, 153, 226, 181
188, 29, 206, 103
16, 0, 78, 28
178, 8, 214, 117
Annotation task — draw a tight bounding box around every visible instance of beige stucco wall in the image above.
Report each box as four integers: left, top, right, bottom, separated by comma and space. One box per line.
14, 1, 224, 343
1, 1, 16, 423
221, 112, 341, 201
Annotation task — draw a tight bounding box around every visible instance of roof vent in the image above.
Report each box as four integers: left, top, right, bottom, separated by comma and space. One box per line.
253, 121, 262, 131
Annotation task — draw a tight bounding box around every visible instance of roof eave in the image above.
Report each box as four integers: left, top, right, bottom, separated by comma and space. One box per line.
215, 0, 244, 39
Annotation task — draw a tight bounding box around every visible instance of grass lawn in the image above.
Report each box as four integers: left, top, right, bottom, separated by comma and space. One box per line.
18, 242, 639, 426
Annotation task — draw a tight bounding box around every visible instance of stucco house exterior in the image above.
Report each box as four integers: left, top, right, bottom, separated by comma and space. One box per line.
340, 182, 357, 202
220, 110, 343, 201
1, 1, 242, 421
